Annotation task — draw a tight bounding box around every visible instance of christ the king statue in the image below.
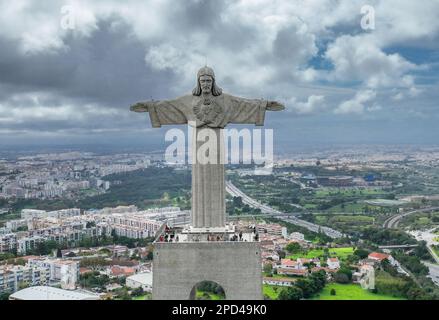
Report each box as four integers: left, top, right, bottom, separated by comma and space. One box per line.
130, 66, 284, 229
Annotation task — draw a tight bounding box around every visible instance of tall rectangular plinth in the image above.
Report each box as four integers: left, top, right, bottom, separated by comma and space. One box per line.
152, 241, 262, 300
191, 127, 226, 228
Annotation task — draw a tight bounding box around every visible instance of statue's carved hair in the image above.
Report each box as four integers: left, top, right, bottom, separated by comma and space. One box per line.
192, 66, 222, 96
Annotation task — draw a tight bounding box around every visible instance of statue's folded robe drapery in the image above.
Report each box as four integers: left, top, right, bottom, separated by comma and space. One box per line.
146, 93, 268, 128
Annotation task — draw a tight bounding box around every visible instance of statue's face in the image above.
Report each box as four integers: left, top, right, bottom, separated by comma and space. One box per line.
199, 75, 213, 94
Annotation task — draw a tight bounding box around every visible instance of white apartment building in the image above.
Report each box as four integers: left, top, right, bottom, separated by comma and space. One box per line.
94, 205, 138, 215
18, 179, 38, 188
21, 209, 47, 219
47, 208, 81, 218
28, 258, 79, 290
289, 232, 305, 242
257, 223, 288, 238
0, 265, 50, 294
17, 236, 45, 254
0, 227, 12, 236
0, 234, 17, 253
5, 219, 27, 231
110, 214, 162, 239
327, 257, 341, 270
21, 208, 80, 220
2, 185, 26, 198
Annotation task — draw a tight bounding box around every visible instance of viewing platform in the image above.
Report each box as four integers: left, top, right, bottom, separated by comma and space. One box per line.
154, 223, 259, 243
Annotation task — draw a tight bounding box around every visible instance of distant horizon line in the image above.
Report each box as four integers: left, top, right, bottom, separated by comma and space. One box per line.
1, 142, 439, 154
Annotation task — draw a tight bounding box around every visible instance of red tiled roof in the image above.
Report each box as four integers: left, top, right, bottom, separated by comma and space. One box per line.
80, 267, 93, 274
312, 267, 338, 273
110, 266, 136, 276
280, 259, 297, 267
368, 252, 389, 261
277, 268, 308, 275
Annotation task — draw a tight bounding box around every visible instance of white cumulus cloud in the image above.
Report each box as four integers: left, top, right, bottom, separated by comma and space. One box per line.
335, 90, 377, 114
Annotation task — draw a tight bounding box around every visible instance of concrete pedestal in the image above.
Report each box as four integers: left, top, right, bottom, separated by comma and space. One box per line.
152, 241, 262, 300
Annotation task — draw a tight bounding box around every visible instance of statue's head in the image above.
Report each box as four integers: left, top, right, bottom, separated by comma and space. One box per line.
192, 66, 222, 96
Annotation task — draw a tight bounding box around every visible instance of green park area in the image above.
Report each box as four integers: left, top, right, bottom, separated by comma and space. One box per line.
312, 283, 405, 300
326, 202, 378, 213
315, 188, 386, 198
263, 285, 282, 300
315, 215, 374, 230
287, 247, 354, 261
264, 283, 405, 300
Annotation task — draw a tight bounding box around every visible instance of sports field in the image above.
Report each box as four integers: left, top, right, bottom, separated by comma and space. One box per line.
312, 283, 405, 300
287, 247, 354, 260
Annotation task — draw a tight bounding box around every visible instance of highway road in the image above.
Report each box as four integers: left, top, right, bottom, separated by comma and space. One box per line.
409, 228, 439, 264
423, 262, 439, 287
225, 181, 344, 239
382, 206, 439, 229
408, 228, 439, 287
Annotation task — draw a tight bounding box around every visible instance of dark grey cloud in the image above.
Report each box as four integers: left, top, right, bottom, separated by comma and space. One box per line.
0, 17, 177, 107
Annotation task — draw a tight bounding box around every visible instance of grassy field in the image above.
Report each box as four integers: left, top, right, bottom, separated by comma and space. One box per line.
315, 188, 385, 198
287, 247, 354, 260
327, 202, 375, 213
312, 283, 405, 300
314, 214, 375, 233
132, 294, 151, 300
263, 285, 282, 300
196, 291, 224, 300
315, 215, 374, 225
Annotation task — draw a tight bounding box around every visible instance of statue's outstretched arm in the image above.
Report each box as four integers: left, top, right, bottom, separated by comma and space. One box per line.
129, 98, 188, 127
130, 101, 158, 113
266, 101, 285, 111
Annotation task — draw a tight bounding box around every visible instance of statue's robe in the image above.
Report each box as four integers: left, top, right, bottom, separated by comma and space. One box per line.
146, 93, 268, 128
144, 93, 269, 228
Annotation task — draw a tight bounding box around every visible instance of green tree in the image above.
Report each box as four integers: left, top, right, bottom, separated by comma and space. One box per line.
232, 196, 243, 207
337, 267, 353, 281
278, 286, 303, 300
333, 272, 350, 284
354, 248, 369, 259
115, 288, 132, 300
285, 242, 302, 254
18, 281, 29, 290
131, 287, 144, 297
294, 279, 314, 298
263, 263, 273, 274
277, 250, 286, 259
86, 221, 96, 228
0, 291, 12, 300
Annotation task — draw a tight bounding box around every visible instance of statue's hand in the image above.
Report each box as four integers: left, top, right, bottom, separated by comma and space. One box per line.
266, 101, 285, 111
130, 102, 149, 112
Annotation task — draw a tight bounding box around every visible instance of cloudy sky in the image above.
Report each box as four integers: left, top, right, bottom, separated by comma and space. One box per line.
0, 0, 438, 149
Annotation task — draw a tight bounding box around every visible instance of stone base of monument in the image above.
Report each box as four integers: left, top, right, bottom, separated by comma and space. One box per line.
152, 241, 262, 300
